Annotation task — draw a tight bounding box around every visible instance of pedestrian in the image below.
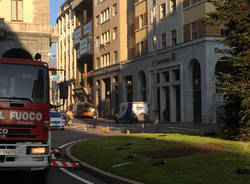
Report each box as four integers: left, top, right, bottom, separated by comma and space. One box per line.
66, 109, 73, 126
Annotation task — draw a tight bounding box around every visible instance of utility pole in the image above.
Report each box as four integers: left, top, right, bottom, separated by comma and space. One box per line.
153, 0, 159, 127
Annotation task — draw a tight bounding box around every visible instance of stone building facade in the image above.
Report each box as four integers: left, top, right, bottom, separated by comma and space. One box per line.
92, 0, 128, 118
55, 0, 230, 124
0, 0, 55, 63
57, 0, 76, 110
120, 0, 230, 124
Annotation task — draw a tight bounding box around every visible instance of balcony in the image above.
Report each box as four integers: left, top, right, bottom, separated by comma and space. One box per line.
73, 20, 92, 47
78, 35, 93, 58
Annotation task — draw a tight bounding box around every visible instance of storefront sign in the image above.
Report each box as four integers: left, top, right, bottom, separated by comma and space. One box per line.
157, 53, 176, 64
214, 48, 234, 54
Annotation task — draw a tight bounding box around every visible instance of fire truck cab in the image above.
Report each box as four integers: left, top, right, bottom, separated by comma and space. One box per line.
0, 57, 67, 179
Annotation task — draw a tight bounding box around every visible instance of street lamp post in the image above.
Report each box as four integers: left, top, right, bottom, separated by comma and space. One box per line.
153, 0, 159, 127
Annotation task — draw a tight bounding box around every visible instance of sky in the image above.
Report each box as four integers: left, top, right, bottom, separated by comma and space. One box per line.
49, 0, 66, 66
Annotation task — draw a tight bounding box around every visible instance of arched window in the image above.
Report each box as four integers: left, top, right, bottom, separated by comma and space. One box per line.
3, 48, 33, 60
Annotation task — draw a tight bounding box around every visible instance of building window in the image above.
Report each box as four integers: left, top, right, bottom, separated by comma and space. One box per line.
160, 3, 166, 19
96, 36, 100, 47
101, 8, 110, 24
101, 53, 110, 67
11, 0, 23, 21
191, 22, 198, 40
139, 41, 144, 56
97, 57, 100, 69
107, 53, 110, 66
113, 51, 118, 64
113, 27, 118, 40
113, 3, 117, 16
161, 33, 166, 49
101, 31, 110, 45
150, 9, 154, 24
171, 29, 177, 46
96, 15, 99, 26
139, 14, 143, 29
170, 0, 177, 13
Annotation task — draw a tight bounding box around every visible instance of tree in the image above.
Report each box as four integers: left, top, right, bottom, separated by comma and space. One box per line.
205, 0, 250, 140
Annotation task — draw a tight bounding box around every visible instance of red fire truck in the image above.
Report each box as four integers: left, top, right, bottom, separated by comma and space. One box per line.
0, 57, 67, 178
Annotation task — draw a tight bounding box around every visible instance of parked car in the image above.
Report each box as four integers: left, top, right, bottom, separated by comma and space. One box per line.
115, 102, 149, 123
49, 111, 65, 130
75, 102, 98, 119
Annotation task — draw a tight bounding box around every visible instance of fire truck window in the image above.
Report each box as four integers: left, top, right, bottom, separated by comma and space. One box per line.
32, 69, 44, 101
0, 63, 47, 103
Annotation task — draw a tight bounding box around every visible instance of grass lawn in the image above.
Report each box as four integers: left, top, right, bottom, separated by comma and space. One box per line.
71, 133, 250, 184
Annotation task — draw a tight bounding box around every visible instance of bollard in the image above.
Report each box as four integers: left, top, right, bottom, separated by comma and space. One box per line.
141, 121, 145, 133
83, 125, 87, 133
93, 118, 97, 128
106, 124, 110, 133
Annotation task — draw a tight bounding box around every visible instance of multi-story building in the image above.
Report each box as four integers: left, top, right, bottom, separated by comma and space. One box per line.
0, 0, 55, 63
57, 0, 76, 110
72, 0, 94, 104
93, 0, 128, 118
120, 0, 230, 124
56, 0, 230, 124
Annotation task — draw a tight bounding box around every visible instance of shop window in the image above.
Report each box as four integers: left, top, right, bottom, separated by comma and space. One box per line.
163, 71, 169, 82
157, 72, 160, 83
174, 69, 180, 81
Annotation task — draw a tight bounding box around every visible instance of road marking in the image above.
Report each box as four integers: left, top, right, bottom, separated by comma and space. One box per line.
59, 139, 93, 184
59, 139, 84, 149
60, 168, 94, 184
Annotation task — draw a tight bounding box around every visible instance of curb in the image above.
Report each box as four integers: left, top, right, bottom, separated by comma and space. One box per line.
66, 143, 144, 184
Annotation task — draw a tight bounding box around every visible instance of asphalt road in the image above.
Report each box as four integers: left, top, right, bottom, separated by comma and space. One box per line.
1, 121, 110, 184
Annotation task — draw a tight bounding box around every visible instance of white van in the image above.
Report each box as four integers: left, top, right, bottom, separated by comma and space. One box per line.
49, 111, 65, 130
115, 102, 148, 123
